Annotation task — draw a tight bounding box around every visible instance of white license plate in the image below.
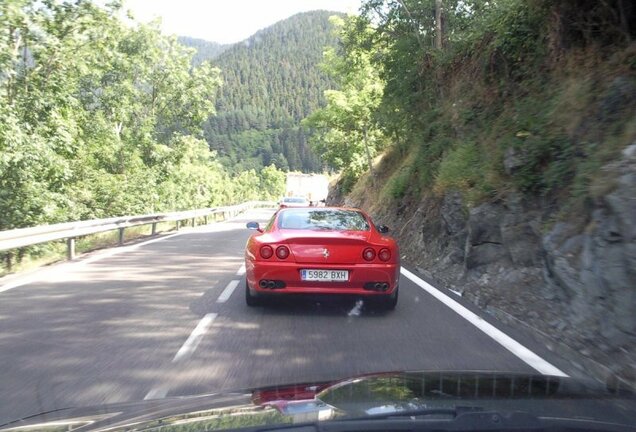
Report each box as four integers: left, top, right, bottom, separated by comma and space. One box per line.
300, 269, 349, 282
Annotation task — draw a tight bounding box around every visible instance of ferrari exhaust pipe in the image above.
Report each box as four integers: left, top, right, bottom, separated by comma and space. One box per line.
382, 283, 388, 291
374, 283, 382, 291
259, 279, 286, 289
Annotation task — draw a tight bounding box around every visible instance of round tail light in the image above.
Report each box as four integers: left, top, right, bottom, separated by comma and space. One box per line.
378, 248, 391, 262
362, 248, 376, 261
276, 246, 290, 259
260, 245, 273, 259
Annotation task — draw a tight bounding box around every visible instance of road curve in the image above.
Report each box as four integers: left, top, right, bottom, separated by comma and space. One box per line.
0, 208, 571, 425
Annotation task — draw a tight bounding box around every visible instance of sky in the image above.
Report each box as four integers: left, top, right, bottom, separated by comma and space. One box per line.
121, 0, 362, 44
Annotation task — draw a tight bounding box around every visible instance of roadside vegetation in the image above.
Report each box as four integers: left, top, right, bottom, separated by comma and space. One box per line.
0, 1, 286, 271
308, 0, 635, 214
306, 0, 636, 387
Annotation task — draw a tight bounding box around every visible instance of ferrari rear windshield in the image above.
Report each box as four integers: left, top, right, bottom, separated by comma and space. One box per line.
283, 197, 307, 203
278, 209, 370, 231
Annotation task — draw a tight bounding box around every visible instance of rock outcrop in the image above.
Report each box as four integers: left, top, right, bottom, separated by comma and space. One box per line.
343, 143, 636, 386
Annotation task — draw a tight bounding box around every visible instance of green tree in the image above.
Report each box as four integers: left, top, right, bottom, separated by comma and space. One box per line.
0, 0, 261, 235
303, 16, 385, 187
259, 164, 286, 200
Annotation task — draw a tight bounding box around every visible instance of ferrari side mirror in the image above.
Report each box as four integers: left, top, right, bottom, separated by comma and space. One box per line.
378, 225, 390, 234
246, 221, 263, 232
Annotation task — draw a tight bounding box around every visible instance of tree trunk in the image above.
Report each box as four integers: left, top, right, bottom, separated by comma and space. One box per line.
435, 0, 443, 50
396, 0, 425, 51
617, 0, 632, 42
23, 28, 28, 96
435, 0, 445, 100
363, 125, 375, 186
115, 122, 124, 173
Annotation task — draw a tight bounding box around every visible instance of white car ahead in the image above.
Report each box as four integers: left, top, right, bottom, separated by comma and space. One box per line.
279, 196, 310, 208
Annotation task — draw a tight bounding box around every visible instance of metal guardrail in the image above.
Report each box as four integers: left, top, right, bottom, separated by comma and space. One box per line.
0, 201, 276, 259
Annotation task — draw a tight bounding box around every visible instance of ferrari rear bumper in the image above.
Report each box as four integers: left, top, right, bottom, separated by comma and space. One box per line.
246, 260, 400, 296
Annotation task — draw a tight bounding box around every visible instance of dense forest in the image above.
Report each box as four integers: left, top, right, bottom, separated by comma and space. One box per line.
181, 11, 341, 173
0, 0, 287, 237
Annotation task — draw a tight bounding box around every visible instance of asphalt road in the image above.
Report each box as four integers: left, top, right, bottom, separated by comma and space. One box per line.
0, 208, 572, 425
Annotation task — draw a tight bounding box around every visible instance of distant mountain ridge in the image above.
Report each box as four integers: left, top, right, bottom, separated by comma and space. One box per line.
177, 37, 229, 64
179, 10, 343, 172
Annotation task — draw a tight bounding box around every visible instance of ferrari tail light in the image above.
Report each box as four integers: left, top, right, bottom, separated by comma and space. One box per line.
276, 245, 290, 259
260, 245, 273, 259
362, 248, 376, 261
378, 248, 391, 262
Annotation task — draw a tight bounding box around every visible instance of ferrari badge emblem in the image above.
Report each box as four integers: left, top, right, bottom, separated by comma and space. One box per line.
322, 248, 330, 258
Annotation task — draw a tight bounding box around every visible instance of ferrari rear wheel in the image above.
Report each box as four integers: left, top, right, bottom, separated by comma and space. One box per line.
379, 286, 398, 310
245, 281, 260, 307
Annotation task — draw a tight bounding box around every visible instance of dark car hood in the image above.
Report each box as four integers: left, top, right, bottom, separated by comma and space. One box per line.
2, 371, 635, 431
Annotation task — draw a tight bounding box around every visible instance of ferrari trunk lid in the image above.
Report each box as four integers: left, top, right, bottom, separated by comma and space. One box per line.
279, 230, 371, 264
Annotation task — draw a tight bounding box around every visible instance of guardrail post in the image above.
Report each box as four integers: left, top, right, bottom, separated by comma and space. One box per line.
204, 216, 208, 225
5, 252, 13, 271
67, 238, 75, 260
191, 217, 195, 227
118, 228, 125, 246
151, 222, 157, 236
176, 220, 180, 231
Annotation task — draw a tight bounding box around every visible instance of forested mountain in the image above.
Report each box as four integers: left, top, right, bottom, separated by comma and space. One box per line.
177, 37, 229, 64
181, 11, 342, 172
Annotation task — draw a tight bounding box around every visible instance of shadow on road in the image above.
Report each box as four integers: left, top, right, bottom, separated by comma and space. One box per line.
250, 295, 394, 318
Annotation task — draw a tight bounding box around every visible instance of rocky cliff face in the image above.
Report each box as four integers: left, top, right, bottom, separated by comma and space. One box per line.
334, 143, 636, 385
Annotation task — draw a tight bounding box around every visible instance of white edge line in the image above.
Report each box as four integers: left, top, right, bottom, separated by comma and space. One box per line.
80, 232, 183, 266
0, 232, 183, 294
217, 280, 240, 303
236, 264, 246, 276
400, 267, 568, 377
172, 313, 217, 363
144, 385, 169, 400
0, 276, 39, 293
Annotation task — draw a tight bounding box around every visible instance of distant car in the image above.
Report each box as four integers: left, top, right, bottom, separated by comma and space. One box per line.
279, 196, 310, 208
244, 207, 399, 309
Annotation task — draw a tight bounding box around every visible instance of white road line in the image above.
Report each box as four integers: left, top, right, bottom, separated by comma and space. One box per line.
79, 233, 184, 267
0, 232, 183, 294
236, 264, 246, 276
217, 280, 240, 303
400, 267, 568, 377
173, 313, 217, 362
449, 288, 463, 297
0, 276, 39, 294
144, 313, 217, 400
144, 385, 169, 400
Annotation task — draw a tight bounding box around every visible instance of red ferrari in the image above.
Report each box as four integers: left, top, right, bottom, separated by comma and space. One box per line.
244, 207, 400, 309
